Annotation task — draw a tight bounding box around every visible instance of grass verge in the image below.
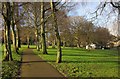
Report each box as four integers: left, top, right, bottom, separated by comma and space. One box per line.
1, 45, 25, 79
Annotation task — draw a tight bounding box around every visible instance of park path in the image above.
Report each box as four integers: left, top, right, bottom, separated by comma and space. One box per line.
20, 49, 64, 77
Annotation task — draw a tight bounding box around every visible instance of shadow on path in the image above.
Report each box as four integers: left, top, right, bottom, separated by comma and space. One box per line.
20, 49, 64, 77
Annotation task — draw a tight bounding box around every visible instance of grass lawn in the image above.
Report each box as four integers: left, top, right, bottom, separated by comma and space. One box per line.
34, 47, 119, 77
0, 44, 2, 77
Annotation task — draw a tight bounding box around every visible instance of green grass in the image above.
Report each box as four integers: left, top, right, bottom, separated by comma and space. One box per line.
1, 45, 118, 78
0, 44, 3, 77
34, 47, 119, 77
0, 44, 3, 61
1, 45, 26, 79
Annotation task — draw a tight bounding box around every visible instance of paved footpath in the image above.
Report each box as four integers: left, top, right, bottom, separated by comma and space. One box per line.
20, 49, 64, 77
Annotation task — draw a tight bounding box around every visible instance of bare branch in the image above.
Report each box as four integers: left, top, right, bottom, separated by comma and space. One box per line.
110, 0, 120, 8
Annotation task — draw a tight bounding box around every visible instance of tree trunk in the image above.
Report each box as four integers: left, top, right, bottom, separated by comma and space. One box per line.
77, 43, 80, 48
34, 4, 40, 51
5, 3, 13, 61
27, 36, 30, 48
7, 4, 13, 61
11, 22, 18, 54
63, 41, 66, 48
6, 24, 13, 61
36, 30, 40, 51
11, 3, 18, 53
16, 3, 21, 48
46, 32, 49, 48
52, 39, 55, 48
2, 3, 13, 61
50, 1, 62, 63
16, 26, 21, 48
3, 24, 9, 61
41, 2, 48, 54
35, 15, 40, 51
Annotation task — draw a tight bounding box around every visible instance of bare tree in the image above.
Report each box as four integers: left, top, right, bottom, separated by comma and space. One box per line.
11, 2, 19, 54
2, 2, 13, 61
41, 2, 48, 54
50, 0, 62, 63
23, 2, 41, 51
91, 1, 120, 36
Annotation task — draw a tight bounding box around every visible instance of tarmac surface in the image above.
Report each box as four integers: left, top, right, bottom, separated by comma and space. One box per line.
20, 49, 64, 78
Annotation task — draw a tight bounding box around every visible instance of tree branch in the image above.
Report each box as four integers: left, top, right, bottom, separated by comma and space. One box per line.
110, 1, 120, 8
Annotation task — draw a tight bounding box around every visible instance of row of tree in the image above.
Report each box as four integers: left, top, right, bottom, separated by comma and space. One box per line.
0, 1, 119, 63
19, 16, 114, 48
1, 1, 67, 63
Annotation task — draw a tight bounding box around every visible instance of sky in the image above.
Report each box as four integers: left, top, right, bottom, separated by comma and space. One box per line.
67, 2, 119, 36
67, 2, 98, 16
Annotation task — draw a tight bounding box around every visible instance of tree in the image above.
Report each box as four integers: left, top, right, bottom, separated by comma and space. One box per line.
56, 10, 71, 48
11, 2, 30, 51
20, 26, 35, 46
48, 32, 56, 48
70, 16, 85, 47
12, 3, 28, 49
41, 2, 48, 54
94, 27, 112, 48
16, 3, 21, 48
32, 2, 41, 51
50, 0, 62, 63
92, 1, 120, 50
23, 2, 41, 51
2, 2, 13, 61
11, 2, 19, 54
69, 16, 95, 47
92, 1, 120, 37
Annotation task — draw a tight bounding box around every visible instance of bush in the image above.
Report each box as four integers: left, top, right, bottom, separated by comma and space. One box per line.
1, 47, 24, 79
2, 61, 20, 79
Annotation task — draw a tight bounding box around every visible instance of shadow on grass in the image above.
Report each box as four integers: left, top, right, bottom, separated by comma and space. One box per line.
63, 54, 109, 57
23, 59, 118, 64
62, 60, 119, 64
48, 47, 87, 51
46, 53, 111, 57
47, 53, 57, 55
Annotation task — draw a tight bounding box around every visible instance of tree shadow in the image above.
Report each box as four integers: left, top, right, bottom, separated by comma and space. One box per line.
46, 53, 109, 58
29, 48, 36, 49
21, 60, 55, 63
62, 47, 87, 51
62, 60, 119, 64
22, 53, 35, 55
47, 53, 56, 55
62, 54, 109, 57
